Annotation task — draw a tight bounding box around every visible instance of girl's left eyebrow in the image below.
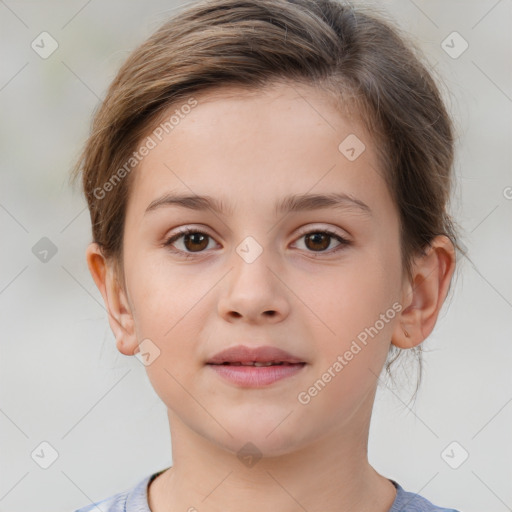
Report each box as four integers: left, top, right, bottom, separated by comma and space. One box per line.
144, 191, 372, 217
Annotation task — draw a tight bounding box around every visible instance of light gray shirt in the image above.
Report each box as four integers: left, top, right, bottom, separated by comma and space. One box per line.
73, 470, 461, 512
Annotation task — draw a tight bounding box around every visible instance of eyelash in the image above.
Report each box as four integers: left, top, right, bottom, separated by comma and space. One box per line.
163, 226, 351, 259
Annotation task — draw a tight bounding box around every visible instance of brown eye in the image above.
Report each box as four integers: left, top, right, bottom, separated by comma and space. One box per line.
304, 232, 331, 251
164, 229, 216, 256
182, 232, 209, 252
294, 229, 350, 255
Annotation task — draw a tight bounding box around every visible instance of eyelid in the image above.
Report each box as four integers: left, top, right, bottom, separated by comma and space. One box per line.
165, 224, 349, 243
163, 223, 351, 256
169, 224, 213, 237
294, 223, 350, 240
163, 225, 218, 248
291, 225, 351, 256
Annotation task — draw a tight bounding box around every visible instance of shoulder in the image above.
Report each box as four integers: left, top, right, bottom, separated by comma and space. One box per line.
389, 480, 461, 512
73, 472, 157, 512
73, 491, 127, 512
73, 474, 462, 512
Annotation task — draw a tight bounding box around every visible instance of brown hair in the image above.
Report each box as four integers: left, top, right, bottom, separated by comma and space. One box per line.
70, 0, 463, 396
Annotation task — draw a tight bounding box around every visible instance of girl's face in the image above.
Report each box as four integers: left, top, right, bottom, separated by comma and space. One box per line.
117, 81, 407, 456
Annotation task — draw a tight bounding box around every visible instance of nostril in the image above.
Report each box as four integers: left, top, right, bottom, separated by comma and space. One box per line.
226, 310, 277, 320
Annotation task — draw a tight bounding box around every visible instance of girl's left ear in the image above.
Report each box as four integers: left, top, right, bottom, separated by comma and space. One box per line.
392, 235, 456, 349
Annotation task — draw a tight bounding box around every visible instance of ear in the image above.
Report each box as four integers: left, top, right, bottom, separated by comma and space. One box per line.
391, 235, 456, 349
85, 242, 138, 356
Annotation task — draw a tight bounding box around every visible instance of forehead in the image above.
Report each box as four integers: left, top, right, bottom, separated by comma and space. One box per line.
127, 81, 389, 217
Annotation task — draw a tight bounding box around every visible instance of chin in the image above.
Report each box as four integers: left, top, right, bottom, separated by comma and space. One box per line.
211, 413, 312, 459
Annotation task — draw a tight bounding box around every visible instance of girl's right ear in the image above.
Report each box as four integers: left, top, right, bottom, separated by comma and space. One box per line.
85, 242, 138, 356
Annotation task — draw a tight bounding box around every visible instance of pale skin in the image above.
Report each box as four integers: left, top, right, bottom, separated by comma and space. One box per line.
86, 81, 455, 512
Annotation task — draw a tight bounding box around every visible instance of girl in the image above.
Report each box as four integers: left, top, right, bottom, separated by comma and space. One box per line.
72, 0, 463, 510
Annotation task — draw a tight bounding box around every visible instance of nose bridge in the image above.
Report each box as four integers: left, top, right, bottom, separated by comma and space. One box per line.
218, 235, 289, 322
232, 237, 273, 290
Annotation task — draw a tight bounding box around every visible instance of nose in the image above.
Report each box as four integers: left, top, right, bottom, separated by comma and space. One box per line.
217, 249, 291, 325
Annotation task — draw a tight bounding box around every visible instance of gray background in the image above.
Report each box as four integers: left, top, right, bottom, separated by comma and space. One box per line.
1, 1, 511, 511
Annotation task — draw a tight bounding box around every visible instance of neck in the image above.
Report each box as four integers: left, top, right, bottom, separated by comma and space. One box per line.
149, 402, 396, 512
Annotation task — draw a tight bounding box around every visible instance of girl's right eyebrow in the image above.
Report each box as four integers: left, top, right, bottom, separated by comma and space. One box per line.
145, 193, 230, 216
144, 191, 372, 217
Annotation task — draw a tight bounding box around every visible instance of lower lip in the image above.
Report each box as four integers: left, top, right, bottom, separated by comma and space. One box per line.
207, 363, 306, 387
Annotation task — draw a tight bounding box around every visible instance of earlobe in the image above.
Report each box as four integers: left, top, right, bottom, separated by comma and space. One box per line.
392, 235, 456, 349
85, 242, 138, 356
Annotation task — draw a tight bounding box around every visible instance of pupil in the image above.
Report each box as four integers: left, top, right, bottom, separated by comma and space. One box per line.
182, 232, 331, 252
185, 233, 208, 251
307, 233, 329, 251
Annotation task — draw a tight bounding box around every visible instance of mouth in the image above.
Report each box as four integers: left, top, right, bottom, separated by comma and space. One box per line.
206, 344, 305, 365
209, 361, 304, 367
206, 345, 306, 387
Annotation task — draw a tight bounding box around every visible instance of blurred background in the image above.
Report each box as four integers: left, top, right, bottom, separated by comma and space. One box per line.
0, 1, 511, 510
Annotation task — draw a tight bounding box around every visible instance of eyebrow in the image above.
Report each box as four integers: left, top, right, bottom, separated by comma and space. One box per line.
144, 191, 372, 217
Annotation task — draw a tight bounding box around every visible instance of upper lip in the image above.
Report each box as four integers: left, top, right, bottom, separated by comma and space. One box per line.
206, 345, 305, 364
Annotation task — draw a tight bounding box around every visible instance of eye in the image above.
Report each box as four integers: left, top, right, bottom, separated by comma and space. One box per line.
163, 226, 351, 258
163, 228, 217, 257
293, 228, 350, 255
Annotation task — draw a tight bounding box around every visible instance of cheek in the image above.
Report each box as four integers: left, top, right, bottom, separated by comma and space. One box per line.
316, 249, 401, 320
128, 255, 198, 336
294, 259, 400, 423
127, 256, 212, 370
132, 270, 204, 408
304, 246, 401, 365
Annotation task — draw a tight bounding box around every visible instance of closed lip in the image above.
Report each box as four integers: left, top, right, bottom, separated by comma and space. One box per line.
206, 345, 305, 365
